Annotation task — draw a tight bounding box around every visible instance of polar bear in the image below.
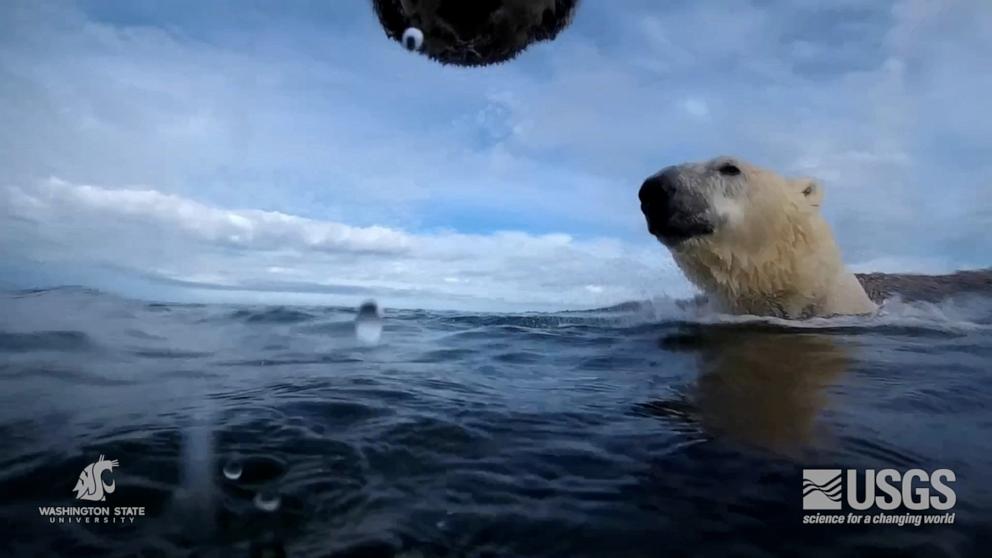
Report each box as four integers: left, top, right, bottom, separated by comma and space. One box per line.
638, 156, 876, 318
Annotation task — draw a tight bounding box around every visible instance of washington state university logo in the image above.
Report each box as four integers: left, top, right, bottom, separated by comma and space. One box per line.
803, 469, 843, 510
37, 454, 145, 525
73, 455, 119, 502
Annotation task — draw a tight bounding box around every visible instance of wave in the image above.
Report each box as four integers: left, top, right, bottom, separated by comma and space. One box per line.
0, 330, 97, 353
224, 307, 320, 324
559, 293, 992, 337
4, 280, 992, 337
7, 285, 105, 298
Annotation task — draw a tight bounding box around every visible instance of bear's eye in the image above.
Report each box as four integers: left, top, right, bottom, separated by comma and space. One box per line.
717, 163, 741, 177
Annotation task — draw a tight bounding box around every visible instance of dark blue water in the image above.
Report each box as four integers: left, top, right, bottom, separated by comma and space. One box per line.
1, 287, 991, 557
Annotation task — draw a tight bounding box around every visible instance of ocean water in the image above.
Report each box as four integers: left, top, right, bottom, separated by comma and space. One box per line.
1, 287, 991, 558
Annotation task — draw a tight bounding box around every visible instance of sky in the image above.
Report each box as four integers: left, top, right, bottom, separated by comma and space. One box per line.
1, 0, 990, 311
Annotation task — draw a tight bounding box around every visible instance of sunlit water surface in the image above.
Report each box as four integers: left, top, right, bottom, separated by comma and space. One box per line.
1, 288, 991, 557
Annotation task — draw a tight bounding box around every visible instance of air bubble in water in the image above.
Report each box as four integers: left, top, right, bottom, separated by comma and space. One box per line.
355, 300, 383, 345
254, 489, 282, 512
402, 27, 424, 51
222, 459, 243, 480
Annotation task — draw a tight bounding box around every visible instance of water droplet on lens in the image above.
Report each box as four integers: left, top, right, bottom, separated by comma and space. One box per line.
402, 27, 424, 51
253, 489, 281, 512
222, 459, 243, 480
355, 300, 383, 345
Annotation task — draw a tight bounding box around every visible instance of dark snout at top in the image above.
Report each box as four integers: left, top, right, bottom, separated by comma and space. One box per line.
638, 167, 714, 245
638, 168, 679, 215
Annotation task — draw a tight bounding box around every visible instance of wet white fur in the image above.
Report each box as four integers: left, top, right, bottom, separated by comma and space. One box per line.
665, 157, 876, 318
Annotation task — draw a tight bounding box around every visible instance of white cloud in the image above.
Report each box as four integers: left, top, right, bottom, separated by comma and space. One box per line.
681, 98, 709, 119
12, 178, 412, 255
1, 178, 687, 310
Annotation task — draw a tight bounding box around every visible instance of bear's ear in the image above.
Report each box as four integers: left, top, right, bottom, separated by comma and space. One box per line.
792, 178, 823, 209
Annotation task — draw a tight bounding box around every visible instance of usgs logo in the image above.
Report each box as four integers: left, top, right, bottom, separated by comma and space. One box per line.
803, 469, 956, 511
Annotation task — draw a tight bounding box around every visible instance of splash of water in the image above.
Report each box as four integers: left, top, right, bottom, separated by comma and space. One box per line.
564, 294, 992, 334
355, 300, 384, 345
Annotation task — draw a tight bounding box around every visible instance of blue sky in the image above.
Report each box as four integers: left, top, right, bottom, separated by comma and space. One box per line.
1, 0, 989, 310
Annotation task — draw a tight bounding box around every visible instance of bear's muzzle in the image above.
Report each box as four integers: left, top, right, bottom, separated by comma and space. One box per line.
639, 169, 714, 246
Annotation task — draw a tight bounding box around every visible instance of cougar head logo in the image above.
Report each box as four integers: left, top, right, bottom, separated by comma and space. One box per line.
73, 455, 119, 501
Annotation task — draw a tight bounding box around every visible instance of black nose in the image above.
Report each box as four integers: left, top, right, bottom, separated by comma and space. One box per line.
638, 171, 676, 207
638, 168, 713, 243
638, 170, 679, 232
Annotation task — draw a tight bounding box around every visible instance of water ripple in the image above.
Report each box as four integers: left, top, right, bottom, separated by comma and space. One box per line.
0, 330, 95, 353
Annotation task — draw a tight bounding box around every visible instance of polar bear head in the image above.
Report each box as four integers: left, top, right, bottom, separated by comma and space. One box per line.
638, 156, 872, 317
638, 156, 822, 250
